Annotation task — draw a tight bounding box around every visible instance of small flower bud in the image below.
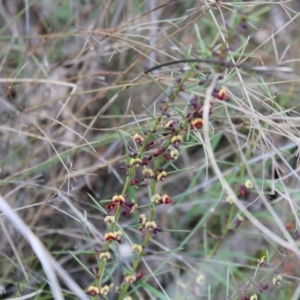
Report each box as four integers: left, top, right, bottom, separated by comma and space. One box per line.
153, 148, 164, 157
161, 194, 172, 204
142, 168, 154, 178
170, 149, 179, 160
272, 274, 283, 286
139, 214, 147, 225
132, 244, 143, 253
234, 214, 244, 229
114, 230, 123, 242
133, 133, 144, 145
99, 251, 111, 260
171, 135, 183, 149
191, 117, 203, 129
115, 230, 123, 239
130, 178, 139, 186
240, 185, 249, 198
234, 220, 242, 229
112, 195, 125, 204
164, 152, 172, 160
124, 274, 137, 283
151, 194, 162, 204
244, 179, 253, 189
258, 256, 266, 266
130, 158, 142, 167
104, 232, 116, 242
196, 274, 205, 285
217, 87, 227, 100
128, 203, 138, 214
156, 170, 167, 181
100, 285, 110, 296
87, 286, 100, 296
226, 196, 235, 204
104, 216, 115, 224
250, 295, 258, 300
142, 157, 151, 166
164, 120, 174, 129
145, 221, 157, 231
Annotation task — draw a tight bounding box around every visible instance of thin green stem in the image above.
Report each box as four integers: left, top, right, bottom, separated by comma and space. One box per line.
117, 70, 194, 299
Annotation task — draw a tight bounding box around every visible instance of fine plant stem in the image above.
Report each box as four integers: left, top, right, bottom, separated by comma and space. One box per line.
117, 69, 194, 299
93, 68, 195, 300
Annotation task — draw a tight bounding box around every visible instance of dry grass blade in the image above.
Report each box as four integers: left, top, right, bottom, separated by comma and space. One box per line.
0, 195, 89, 300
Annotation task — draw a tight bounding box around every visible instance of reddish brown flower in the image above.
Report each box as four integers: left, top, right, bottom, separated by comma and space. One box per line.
217, 87, 227, 100
153, 147, 165, 157
136, 272, 144, 280
239, 184, 249, 198
130, 178, 139, 186
112, 195, 125, 204
106, 202, 117, 211
191, 117, 203, 129
142, 156, 152, 166
121, 202, 138, 216
164, 152, 172, 160
104, 232, 116, 242
151, 194, 172, 205
106, 194, 126, 212
156, 170, 167, 181
161, 194, 172, 204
